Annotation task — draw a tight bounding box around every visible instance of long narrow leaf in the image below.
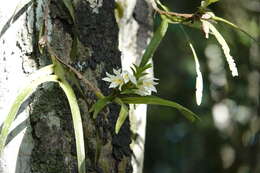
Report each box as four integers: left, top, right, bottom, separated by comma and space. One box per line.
27, 64, 54, 81
0, 75, 59, 154
58, 80, 86, 173
212, 16, 259, 44
121, 96, 199, 122
139, 17, 168, 68
180, 26, 203, 105
155, 0, 171, 11
190, 44, 203, 106
204, 20, 238, 76
114, 98, 129, 134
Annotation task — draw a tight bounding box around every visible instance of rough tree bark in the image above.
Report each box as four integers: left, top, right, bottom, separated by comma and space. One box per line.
0, 0, 152, 173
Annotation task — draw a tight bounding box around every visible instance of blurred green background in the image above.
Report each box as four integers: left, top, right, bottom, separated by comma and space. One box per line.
143, 0, 260, 173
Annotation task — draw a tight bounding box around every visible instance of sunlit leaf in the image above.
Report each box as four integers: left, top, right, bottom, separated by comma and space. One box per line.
189, 44, 203, 105
58, 80, 86, 173
180, 26, 203, 105
121, 96, 200, 122
114, 98, 129, 134
49, 52, 86, 173
90, 97, 111, 119
0, 75, 59, 154
204, 20, 238, 76
27, 64, 54, 81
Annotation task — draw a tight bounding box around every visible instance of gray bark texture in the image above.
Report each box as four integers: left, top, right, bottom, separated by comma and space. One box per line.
0, 0, 152, 173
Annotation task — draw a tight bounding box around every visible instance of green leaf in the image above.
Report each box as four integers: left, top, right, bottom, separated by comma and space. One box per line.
201, 0, 219, 8
121, 96, 200, 122
130, 66, 136, 75
143, 63, 153, 70
120, 89, 136, 95
58, 80, 86, 173
139, 16, 168, 68
114, 98, 129, 134
0, 75, 59, 154
139, 63, 153, 74
90, 97, 111, 119
155, 0, 171, 12
135, 63, 153, 78
62, 0, 76, 23
212, 16, 259, 44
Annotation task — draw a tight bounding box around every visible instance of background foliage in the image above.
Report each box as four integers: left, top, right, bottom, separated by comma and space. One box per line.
144, 0, 260, 173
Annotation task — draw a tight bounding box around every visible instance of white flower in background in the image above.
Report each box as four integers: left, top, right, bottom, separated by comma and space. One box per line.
135, 76, 158, 96
102, 69, 124, 90
122, 70, 137, 85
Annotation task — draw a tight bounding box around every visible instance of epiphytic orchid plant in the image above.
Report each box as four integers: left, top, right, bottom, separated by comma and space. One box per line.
1, 0, 258, 173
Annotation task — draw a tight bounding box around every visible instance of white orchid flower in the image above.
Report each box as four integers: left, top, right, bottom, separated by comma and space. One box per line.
102, 69, 124, 90
122, 70, 137, 85
113, 68, 121, 76
135, 76, 158, 96
135, 86, 149, 96
102, 67, 159, 94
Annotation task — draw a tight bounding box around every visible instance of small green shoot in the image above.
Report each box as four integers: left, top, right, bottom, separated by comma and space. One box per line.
114, 98, 129, 134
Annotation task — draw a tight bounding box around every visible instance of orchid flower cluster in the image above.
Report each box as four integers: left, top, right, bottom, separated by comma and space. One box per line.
102, 68, 158, 96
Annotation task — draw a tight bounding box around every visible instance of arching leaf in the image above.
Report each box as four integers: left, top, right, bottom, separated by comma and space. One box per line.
0, 75, 59, 154
121, 96, 200, 122
58, 80, 86, 173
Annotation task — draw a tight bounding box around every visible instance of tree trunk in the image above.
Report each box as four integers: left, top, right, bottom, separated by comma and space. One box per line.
116, 0, 153, 173
0, 0, 152, 173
